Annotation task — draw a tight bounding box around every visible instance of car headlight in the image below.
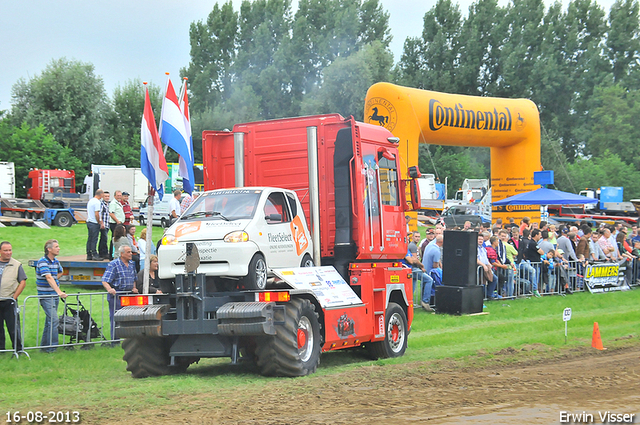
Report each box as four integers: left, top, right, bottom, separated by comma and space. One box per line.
162, 235, 178, 245
224, 231, 249, 243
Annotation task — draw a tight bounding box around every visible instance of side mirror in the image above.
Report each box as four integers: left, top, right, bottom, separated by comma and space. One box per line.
409, 179, 421, 211
408, 166, 422, 179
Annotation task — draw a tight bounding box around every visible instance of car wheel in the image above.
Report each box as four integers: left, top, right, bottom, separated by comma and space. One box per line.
301, 254, 314, 268
161, 217, 167, 228
244, 254, 267, 290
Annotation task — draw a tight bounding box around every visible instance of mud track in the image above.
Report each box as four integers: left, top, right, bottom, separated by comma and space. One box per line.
116, 343, 640, 424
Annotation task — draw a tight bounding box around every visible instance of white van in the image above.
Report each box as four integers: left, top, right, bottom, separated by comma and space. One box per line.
157, 187, 314, 289
139, 194, 185, 227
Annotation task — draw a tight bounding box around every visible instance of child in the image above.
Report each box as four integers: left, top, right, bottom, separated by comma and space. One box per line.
554, 249, 572, 294
540, 249, 555, 293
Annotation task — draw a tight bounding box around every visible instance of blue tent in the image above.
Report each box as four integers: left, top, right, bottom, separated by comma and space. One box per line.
492, 187, 598, 206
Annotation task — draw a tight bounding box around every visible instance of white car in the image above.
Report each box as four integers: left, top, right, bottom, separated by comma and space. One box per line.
139, 194, 186, 228
158, 187, 314, 289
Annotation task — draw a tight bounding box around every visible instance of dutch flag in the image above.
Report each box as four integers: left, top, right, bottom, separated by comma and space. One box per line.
160, 77, 195, 194
140, 84, 169, 200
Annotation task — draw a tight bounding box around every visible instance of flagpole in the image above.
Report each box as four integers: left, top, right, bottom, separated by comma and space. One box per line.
142, 81, 152, 295
161, 72, 170, 157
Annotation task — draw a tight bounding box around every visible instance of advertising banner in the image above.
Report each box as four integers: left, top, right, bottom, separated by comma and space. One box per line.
584, 263, 628, 293
273, 266, 362, 308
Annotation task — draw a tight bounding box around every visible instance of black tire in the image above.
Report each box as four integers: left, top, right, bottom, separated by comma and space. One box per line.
53, 211, 73, 227
161, 217, 167, 228
366, 302, 408, 359
122, 336, 196, 378
244, 253, 267, 290
255, 298, 321, 377
300, 253, 314, 267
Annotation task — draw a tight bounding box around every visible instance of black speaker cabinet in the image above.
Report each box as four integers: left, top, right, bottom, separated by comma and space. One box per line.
443, 230, 478, 287
435, 285, 484, 315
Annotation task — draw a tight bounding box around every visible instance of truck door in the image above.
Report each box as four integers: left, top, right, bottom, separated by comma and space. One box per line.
259, 191, 296, 268
359, 146, 405, 259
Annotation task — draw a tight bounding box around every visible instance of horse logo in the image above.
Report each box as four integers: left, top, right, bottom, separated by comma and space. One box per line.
368, 107, 388, 126
365, 97, 397, 131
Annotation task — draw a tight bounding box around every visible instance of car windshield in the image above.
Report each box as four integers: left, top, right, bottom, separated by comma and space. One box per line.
181, 189, 262, 221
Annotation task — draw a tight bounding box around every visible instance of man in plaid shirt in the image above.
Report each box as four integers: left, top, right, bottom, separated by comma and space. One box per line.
102, 245, 138, 341
98, 191, 111, 260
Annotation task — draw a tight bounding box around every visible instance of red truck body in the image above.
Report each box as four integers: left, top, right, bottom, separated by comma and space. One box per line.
26, 169, 76, 200
202, 114, 408, 263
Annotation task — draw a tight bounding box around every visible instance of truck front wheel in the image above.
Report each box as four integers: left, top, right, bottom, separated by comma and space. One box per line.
53, 211, 73, 227
366, 302, 408, 359
122, 336, 195, 378
255, 298, 321, 377
244, 254, 267, 290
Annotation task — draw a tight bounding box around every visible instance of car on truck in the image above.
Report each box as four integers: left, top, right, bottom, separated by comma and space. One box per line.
114, 114, 419, 378
159, 187, 314, 289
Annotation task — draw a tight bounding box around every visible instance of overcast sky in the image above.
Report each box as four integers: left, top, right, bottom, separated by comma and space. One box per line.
0, 0, 618, 111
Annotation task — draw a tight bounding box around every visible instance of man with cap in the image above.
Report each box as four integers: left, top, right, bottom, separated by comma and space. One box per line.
122, 192, 133, 226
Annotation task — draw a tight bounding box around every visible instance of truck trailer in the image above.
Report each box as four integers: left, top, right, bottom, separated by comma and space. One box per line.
115, 114, 420, 378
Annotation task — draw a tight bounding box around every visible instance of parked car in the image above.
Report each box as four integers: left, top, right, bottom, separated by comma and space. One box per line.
138, 194, 185, 227
439, 205, 490, 228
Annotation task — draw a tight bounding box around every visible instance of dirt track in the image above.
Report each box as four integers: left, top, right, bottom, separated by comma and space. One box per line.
118, 344, 640, 425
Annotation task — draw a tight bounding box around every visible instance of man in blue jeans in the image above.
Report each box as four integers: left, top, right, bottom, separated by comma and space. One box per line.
403, 232, 434, 312
35, 239, 68, 353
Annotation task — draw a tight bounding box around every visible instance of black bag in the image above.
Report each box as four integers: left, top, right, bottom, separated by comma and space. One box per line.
58, 314, 82, 336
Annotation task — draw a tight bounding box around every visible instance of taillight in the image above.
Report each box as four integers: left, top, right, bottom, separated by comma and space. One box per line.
120, 295, 151, 307
257, 291, 290, 302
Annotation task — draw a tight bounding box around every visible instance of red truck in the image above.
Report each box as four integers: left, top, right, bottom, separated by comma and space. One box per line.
115, 114, 420, 378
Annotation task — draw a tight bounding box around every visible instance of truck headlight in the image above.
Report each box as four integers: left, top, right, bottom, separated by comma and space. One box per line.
162, 235, 178, 245
224, 231, 249, 243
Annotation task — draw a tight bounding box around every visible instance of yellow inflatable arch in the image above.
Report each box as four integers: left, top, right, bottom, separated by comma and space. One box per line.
364, 82, 541, 223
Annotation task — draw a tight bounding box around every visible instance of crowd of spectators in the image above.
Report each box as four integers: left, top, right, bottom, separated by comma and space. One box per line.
406, 215, 639, 311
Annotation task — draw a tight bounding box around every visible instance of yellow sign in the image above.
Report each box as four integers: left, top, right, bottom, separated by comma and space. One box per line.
364, 83, 541, 223
390, 275, 400, 283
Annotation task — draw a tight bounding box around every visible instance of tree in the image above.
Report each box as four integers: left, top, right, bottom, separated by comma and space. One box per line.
10, 58, 111, 166
301, 41, 393, 119
418, 145, 488, 196
0, 121, 82, 198
607, 0, 640, 87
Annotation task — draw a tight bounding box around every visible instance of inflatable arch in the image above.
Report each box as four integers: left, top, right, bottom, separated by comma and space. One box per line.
364, 82, 541, 223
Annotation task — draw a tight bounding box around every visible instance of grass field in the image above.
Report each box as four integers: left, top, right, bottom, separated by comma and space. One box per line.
0, 224, 638, 415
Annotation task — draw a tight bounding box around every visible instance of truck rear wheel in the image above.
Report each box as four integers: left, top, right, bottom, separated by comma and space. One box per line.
53, 211, 73, 227
255, 298, 321, 377
122, 336, 195, 378
244, 253, 267, 290
366, 302, 408, 359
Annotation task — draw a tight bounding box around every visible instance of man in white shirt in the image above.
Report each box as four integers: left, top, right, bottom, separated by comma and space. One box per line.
169, 190, 182, 224
86, 189, 104, 261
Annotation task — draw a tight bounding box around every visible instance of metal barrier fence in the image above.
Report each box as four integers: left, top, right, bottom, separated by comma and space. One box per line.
0, 296, 24, 358
1, 291, 131, 357
475, 258, 639, 300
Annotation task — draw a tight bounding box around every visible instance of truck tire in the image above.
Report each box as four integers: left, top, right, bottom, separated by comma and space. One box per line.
300, 254, 314, 267
255, 298, 321, 377
122, 336, 196, 378
366, 302, 408, 359
244, 253, 267, 290
53, 211, 73, 227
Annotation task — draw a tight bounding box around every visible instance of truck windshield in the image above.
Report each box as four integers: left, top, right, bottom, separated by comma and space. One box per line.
181, 189, 262, 221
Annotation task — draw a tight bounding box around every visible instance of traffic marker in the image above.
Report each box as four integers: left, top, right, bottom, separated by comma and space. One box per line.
591, 322, 606, 351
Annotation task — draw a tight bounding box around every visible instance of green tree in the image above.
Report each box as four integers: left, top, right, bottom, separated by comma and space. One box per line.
0, 121, 82, 197
10, 58, 111, 166
584, 84, 640, 167
418, 145, 488, 196
559, 150, 640, 199
607, 0, 640, 87
301, 41, 393, 120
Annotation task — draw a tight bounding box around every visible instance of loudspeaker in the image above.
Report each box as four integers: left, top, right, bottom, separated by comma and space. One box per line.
443, 230, 478, 287
435, 285, 484, 315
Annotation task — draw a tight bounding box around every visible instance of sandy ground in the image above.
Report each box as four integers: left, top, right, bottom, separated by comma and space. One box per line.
104, 341, 640, 425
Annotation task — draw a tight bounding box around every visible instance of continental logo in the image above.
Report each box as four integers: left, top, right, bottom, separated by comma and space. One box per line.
365, 97, 397, 132
586, 265, 619, 279
429, 99, 523, 132
493, 205, 539, 213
